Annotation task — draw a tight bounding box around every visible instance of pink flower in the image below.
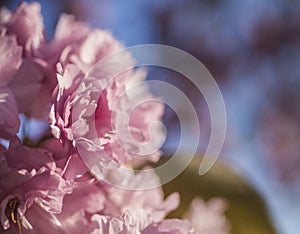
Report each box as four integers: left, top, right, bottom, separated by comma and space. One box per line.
19, 165, 178, 233
184, 198, 230, 234
0, 33, 22, 140
0, 3, 231, 234
50, 27, 165, 177
1, 2, 44, 55
99, 168, 179, 222
0, 178, 104, 234
0, 138, 71, 233
0, 2, 64, 120
0, 31, 43, 139
0, 3, 46, 120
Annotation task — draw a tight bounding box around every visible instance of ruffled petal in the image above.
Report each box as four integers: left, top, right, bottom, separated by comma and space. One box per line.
0, 87, 19, 140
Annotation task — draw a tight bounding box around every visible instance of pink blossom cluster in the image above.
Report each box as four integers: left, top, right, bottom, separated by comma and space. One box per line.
0, 2, 229, 234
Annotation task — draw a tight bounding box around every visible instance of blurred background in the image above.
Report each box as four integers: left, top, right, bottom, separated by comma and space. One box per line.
1, 0, 300, 233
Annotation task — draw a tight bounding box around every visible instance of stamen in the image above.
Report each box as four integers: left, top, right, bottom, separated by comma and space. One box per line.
5, 198, 22, 234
